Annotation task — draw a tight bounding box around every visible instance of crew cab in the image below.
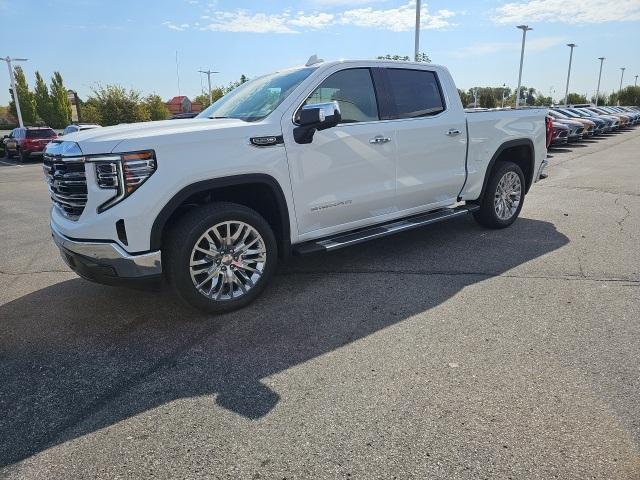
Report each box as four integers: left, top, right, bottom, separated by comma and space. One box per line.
45, 59, 548, 313
7, 127, 57, 161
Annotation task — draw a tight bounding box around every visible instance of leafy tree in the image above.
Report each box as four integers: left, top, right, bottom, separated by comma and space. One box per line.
194, 87, 224, 109
87, 84, 150, 126
458, 89, 470, 107
590, 93, 608, 106
617, 86, 640, 106
145, 94, 170, 121
534, 95, 553, 106
377, 54, 411, 61
565, 93, 587, 105
479, 91, 497, 108
607, 92, 618, 106
8, 66, 37, 125
33, 71, 53, 126
49, 72, 72, 128
79, 99, 102, 124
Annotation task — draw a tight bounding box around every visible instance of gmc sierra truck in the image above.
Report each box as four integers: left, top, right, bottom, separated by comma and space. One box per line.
45, 59, 549, 313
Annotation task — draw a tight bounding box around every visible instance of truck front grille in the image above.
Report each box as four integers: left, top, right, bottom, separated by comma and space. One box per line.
43, 155, 87, 220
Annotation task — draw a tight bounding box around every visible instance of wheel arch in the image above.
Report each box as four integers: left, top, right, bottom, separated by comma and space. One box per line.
478, 138, 535, 200
150, 174, 291, 257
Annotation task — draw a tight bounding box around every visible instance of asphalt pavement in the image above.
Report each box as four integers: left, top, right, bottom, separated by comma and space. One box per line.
0, 129, 639, 479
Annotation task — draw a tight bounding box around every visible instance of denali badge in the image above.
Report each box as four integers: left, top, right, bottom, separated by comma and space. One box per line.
311, 200, 353, 212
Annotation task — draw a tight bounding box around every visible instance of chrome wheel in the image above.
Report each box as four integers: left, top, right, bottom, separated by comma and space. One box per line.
189, 221, 267, 301
494, 171, 522, 221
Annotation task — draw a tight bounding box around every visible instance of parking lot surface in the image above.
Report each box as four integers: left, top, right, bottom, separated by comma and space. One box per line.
1, 129, 639, 479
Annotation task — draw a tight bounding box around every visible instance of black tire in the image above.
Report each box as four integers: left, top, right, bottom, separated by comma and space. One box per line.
473, 161, 525, 229
6, 149, 13, 159
165, 202, 278, 314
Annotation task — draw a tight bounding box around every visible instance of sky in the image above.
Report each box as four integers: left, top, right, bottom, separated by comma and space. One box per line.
1, 0, 639, 105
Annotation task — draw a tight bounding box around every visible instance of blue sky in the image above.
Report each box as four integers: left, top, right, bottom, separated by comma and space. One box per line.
1, 0, 639, 105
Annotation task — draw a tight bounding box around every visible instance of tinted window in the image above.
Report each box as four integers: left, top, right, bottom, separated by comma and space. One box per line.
387, 69, 444, 119
302, 68, 379, 123
63, 126, 75, 134
26, 129, 55, 138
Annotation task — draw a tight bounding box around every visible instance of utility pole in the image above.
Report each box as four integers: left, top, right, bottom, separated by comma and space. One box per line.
414, 0, 421, 62
175, 51, 181, 96
501, 83, 506, 108
618, 67, 625, 105
1, 56, 28, 128
198, 69, 219, 105
595, 57, 605, 106
635, 75, 638, 87
563, 43, 576, 105
515, 25, 532, 109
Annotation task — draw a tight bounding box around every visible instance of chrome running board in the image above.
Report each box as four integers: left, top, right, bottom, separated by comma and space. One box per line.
292, 204, 479, 255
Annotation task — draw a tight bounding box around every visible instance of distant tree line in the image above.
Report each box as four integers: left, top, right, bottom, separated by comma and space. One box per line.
193, 74, 249, 109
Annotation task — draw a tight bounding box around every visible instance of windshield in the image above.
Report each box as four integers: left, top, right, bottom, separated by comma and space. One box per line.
27, 129, 55, 138
197, 67, 317, 122
558, 109, 579, 118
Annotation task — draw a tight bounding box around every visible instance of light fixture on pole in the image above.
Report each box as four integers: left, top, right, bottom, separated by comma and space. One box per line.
1, 56, 28, 128
515, 25, 532, 109
501, 83, 506, 108
414, 0, 421, 62
595, 57, 605, 106
563, 43, 576, 105
198, 69, 219, 105
618, 67, 625, 105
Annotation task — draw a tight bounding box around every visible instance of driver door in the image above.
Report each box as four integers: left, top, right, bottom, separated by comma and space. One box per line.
282, 67, 397, 237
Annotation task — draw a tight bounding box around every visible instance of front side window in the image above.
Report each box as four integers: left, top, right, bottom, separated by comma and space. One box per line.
387, 69, 445, 119
197, 67, 317, 122
301, 68, 379, 124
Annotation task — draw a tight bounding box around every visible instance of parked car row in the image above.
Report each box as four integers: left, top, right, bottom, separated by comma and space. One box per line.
2, 123, 101, 161
547, 105, 639, 147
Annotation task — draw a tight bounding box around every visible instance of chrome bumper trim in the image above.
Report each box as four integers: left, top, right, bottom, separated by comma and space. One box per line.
51, 222, 162, 278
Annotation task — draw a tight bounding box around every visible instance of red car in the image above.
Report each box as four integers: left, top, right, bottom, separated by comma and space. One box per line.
5, 127, 58, 162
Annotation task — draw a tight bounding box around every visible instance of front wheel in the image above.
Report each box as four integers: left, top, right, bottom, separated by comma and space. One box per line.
473, 161, 525, 229
165, 202, 278, 313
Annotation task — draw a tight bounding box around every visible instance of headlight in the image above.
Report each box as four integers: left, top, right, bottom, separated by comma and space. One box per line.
91, 150, 156, 213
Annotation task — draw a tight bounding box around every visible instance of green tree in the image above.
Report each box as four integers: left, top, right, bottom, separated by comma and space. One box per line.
87, 84, 150, 126
590, 93, 608, 106
534, 95, 552, 106
145, 94, 170, 121
8, 66, 37, 125
49, 72, 72, 128
479, 91, 497, 108
79, 99, 102, 124
33, 71, 53, 126
617, 86, 640, 106
565, 93, 587, 105
458, 89, 470, 107
194, 87, 224, 109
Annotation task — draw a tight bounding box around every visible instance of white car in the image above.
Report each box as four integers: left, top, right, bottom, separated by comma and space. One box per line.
45, 58, 548, 313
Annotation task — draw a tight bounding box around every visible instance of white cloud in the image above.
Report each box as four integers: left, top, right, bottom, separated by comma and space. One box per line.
162, 21, 190, 31
341, 4, 455, 31
163, 1, 457, 34
494, 0, 640, 24
453, 36, 565, 57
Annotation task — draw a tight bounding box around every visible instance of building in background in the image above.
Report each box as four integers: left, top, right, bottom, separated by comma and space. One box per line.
67, 90, 81, 122
166, 96, 203, 119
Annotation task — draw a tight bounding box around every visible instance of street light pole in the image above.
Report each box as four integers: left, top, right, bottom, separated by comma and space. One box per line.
501, 83, 506, 108
414, 0, 421, 62
618, 67, 625, 105
595, 57, 605, 106
1, 56, 28, 128
635, 75, 638, 87
563, 43, 576, 105
515, 25, 532, 109
198, 69, 219, 105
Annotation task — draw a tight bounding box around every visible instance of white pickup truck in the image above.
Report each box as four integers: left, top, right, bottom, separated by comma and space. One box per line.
45, 59, 548, 312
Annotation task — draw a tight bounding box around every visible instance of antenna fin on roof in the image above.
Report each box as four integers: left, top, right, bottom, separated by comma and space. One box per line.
305, 54, 324, 67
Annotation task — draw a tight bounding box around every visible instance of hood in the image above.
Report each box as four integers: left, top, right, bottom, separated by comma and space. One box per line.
62, 118, 253, 155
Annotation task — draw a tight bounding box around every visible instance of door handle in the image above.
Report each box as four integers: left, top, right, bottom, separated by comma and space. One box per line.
369, 136, 391, 144
446, 129, 462, 136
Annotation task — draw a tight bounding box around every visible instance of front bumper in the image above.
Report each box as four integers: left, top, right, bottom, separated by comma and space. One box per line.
51, 222, 162, 284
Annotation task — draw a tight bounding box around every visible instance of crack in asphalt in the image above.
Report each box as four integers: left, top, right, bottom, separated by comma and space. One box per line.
0, 269, 72, 276
279, 269, 639, 284
615, 197, 632, 234
537, 184, 640, 197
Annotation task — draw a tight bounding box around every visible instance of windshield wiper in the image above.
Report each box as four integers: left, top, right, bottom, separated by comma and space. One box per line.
209, 116, 232, 119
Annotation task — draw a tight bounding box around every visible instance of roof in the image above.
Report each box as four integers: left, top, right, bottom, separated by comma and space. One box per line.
167, 96, 189, 105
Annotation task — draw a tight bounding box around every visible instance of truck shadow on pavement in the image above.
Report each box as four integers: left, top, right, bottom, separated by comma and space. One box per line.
0, 216, 569, 467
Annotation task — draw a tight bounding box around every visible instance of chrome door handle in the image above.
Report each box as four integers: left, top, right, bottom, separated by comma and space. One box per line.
369, 136, 391, 144
446, 129, 461, 136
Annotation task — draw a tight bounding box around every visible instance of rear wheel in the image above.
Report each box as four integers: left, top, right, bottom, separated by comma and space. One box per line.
473, 161, 525, 229
165, 202, 277, 313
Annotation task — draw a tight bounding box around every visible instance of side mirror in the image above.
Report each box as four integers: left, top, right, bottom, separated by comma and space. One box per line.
293, 101, 341, 144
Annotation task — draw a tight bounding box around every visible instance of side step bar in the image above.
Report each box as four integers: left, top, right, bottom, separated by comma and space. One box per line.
292, 204, 480, 255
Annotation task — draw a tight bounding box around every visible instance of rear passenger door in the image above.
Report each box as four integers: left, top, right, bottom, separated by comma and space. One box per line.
384, 68, 467, 211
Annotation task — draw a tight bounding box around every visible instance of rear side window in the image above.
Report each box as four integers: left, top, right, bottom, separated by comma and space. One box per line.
26, 129, 55, 138
301, 68, 379, 124
387, 69, 445, 119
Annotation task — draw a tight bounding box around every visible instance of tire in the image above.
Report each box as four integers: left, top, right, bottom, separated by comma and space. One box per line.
165, 202, 278, 314
473, 161, 525, 229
